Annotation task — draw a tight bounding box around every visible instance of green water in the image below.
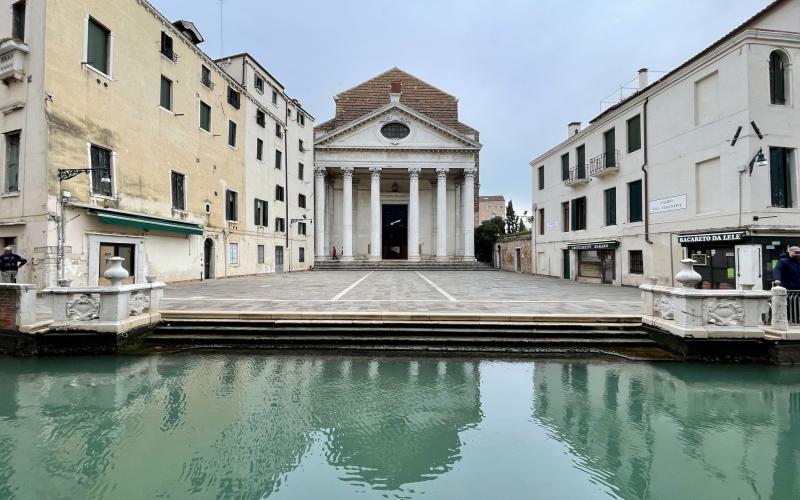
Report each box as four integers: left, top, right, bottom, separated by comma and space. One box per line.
0, 355, 799, 500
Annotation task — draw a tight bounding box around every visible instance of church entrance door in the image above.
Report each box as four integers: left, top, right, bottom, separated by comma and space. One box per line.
382, 204, 408, 260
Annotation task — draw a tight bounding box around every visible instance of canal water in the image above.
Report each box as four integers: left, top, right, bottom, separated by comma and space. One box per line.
1, 355, 798, 500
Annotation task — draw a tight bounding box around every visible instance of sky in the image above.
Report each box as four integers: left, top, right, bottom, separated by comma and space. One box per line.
152, 0, 770, 214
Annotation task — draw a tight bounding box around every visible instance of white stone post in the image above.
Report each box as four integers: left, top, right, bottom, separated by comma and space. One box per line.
408, 168, 421, 261
314, 167, 327, 261
454, 179, 463, 258
771, 286, 789, 332
463, 167, 476, 261
369, 167, 382, 261
341, 167, 355, 261
435, 168, 449, 261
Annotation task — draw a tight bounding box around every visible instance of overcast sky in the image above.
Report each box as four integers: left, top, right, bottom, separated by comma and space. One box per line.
153, 0, 769, 214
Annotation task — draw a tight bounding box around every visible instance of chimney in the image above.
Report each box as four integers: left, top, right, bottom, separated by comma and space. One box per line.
389, 80, 401, 103
638, 68, 649, 91
568, 122, 582, 138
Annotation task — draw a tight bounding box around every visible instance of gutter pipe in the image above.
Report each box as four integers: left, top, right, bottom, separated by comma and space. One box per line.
641, 97, 652, 245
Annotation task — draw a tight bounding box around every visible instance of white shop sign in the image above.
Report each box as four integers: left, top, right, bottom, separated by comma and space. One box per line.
649, 195, 687, 214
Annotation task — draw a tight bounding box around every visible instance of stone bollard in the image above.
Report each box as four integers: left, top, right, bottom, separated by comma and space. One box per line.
771, 286, 789, 332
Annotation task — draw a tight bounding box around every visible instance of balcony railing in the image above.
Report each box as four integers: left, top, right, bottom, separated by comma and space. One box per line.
160, 46, 179, 63
789, 290, 800, 324
564, 165, 589, 186
201, 76, 215, 90
589, 150, 621, 177
0, 39, 28, 83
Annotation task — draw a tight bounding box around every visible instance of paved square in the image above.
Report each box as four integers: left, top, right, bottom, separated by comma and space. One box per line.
161, 271, 643, 315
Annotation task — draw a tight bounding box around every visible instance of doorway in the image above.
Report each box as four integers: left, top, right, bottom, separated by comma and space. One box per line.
382, 204, 408, 260
600, 250, 615, 284
562, 249, 570, 279
275, 246, 284, 273
99, 243, 136, 285
515, 248, 522, 272
203, 238, 214, 279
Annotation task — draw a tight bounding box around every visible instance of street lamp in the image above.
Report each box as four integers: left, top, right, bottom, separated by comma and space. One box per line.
55, 167, 111, 285
748, 148, 768, 174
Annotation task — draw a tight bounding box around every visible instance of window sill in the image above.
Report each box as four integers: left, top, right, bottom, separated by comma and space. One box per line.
159, 106, 175, 115
160, 53, 177, 64
1, 191, 20, 198
91, 194, 117, 201
171, 208, 188, 214
228, 145, 238, 151
199, 128, 213, 135
85, 64, 112, 82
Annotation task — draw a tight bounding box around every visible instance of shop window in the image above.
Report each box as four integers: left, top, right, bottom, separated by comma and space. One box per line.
629, 250, 644, 274
770, 147, 795, 208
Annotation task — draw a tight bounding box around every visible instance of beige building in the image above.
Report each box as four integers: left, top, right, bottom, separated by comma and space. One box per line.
0, 0, 313, 288
478, 195, 505, 225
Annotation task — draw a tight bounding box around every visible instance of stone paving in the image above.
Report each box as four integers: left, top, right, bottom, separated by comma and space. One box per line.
161, 271, 643, 315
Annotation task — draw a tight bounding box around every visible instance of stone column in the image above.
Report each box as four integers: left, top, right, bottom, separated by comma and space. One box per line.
463, 167, 476, 261
341, 166, 354, 261
314, 167, 327, 261
369, 167, 382, 261
408, 168, 421, 261
454, 179, 463, 258
435, 168, 449, 261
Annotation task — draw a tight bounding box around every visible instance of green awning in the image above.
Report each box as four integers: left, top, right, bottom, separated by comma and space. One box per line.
95, 210, 203, 235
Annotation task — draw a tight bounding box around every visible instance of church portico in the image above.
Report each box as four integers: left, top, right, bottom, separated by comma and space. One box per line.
314, 68, 481, 264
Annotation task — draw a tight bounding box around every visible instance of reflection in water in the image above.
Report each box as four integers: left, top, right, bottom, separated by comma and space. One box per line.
0, 355, 480, 499
532, 362, 800, 500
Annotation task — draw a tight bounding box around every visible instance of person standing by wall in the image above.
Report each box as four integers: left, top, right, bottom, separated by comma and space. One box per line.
773, 246, 800, 290
0, 247, 27, 283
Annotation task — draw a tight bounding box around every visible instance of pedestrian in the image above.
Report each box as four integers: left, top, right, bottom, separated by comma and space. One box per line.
773, 245, 800, 290
0, 246, 27, 284
332, 245, 338, 260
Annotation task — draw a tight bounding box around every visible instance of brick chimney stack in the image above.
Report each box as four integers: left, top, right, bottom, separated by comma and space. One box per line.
389, 80, 401, 103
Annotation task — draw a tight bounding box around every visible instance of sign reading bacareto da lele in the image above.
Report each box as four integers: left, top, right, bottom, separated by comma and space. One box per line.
677, 230, 747, 244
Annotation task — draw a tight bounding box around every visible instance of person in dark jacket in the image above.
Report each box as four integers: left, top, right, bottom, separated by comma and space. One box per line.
0, 246, 27, 283
773, 246, 800, 290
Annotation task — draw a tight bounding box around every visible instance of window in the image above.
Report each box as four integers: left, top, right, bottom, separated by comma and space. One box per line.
201, 65, 213, 88
628, 180, 643, 222
170, 171, 186, 210
571, 197, 587, 231
90, 144, 113, 197
561, 201, 569, 232
228, 120, 237, 148
298, 193, 307, 208
257, 244, 265, 264
576, 145, 586, 178
275, 123, 283, 138
629, 250, 644, 275
299, 139, 305, 152
538, 165, 544, 190
12, 1, 25, 41
200, 101, 211, 132
256, 139, 264, 161
770, 147, 795, 208
272, 89, 278, 105
603, 128, 616, 167
561, 153, 569, 181
298, 163, 304, 180
381, 123, 410, 139
538, 208, 545, 235
227, 87, 241, 109
254, 74, 265, 93
160, 31, 174, 60
299, 247, 305, 263
275, 217, 286, 232
160, 75, 172, 110
4, 131, 20, 193
275, 185, 285, 202
298, 113, 305, 127
275, 149, 283, 169
225, 189, 238, 221
298, 222, 307, 236
229, 242, 239, 265
627, 115, 641, 153
87, 17, 111, 75
770, 50, 789, 105
254, 199, 269, 226
256, 109, 266, 127
604, 187, 616, 226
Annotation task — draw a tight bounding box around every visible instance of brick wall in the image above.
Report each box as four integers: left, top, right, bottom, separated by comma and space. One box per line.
0, 288, 18, 330
498, 232, 532, 274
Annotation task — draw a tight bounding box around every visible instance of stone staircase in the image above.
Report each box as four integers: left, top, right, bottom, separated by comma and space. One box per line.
314, 260, 497, 271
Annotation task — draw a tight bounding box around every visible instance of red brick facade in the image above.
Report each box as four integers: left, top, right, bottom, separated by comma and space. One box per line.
0, 288, 18, 330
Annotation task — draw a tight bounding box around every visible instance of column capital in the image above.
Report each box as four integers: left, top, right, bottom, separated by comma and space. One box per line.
463, 167, 477, 179
408, 167, 422, 180
341, 166, 355, 178
369, 167, 382, 179
436, 167, 449, 179
314, 166, 327, 179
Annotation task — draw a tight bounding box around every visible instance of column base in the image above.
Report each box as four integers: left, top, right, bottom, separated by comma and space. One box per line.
368, 255, 382, 261
341, 256, 354, 262
407, 255, 421, 262
315, 255, 329, 262
435, 255, 450, 262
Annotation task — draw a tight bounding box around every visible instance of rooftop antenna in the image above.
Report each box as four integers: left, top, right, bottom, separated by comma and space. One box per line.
218, 0, 226, 58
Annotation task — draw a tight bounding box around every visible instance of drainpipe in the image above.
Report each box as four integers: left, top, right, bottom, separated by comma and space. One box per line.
641, 97, 652, 245
284, 99, 290, 271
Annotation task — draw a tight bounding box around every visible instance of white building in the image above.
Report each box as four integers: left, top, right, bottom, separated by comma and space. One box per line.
217, 53, 315, 273
314, 68, 481, 262
530, 0, 800, 289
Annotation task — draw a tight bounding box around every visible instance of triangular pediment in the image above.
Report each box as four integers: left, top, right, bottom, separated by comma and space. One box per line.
314, 103, 481, 151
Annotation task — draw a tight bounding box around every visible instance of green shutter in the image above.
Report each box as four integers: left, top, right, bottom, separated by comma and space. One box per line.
605, 188, 616, 226
576, 146, 585, 178
160, 76, 171, 110
561, 154, 569, 181
87, 19, 109, 75
200, 102, 211, 131
770, 147, 791, 208
627, 115, 641, 153
571, 199, 577, 231
628, 180, 642, 222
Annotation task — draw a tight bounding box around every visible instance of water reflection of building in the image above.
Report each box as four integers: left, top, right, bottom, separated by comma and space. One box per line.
0, 355, 481, 498
532, 362, 800, 500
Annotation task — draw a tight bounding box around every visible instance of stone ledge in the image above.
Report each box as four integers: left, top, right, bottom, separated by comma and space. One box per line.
643, 316, 767, 339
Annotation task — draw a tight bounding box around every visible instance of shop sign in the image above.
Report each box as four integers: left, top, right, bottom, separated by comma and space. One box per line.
678, 230, 746, 244
567, 241, 620, 251
546, 221, 558, 231
649, 195, 687, 214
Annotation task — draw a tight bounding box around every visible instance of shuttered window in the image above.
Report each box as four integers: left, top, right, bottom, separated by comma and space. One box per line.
628, 180, 643, 222
770, 147, 794, 208
627, 115, 641, 153
254, 199, 268, 226
256, 139, 264, 161
87, 18, 110, 75
225, 190, 238, 221
561, 201, 569, 232
200, 101, 211, 132
769, 51, 788, 105
160, 76, 172, 110
171, 171, 185, 210
571, 197, 586, 231
4, 131, 20, 193
275, 185, 285, 202
228, 121, 237, 148
275, 150, 283, 170
538, 166, 544, 190
604, 187, 616, 226
90, 144, 113, 197
576, 145, 586, 178
561, 153, 569, 181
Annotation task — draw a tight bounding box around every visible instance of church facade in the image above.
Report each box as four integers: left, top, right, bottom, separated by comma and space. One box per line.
314, 68, 481, 262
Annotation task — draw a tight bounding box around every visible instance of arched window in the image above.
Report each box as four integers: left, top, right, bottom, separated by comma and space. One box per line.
769, 50, 789, 105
